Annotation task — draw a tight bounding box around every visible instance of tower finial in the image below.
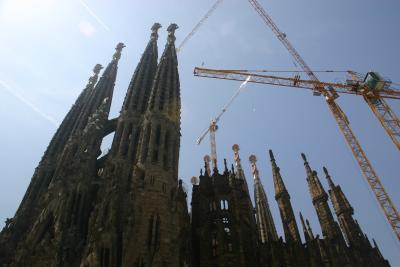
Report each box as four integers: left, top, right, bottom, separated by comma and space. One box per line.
203, 155, 211, 176
167, 23, 179, 44
151, 23, 162, 40
269, 149, 275, 161
249, 154, 259, 180
87, 64, 103, 88
113, 42, 126, 61
93, 64, 103, 75
224, 158, 229, 173
323, 166, 335, 188
301, 153, 307, 163
232, 144, 245, 180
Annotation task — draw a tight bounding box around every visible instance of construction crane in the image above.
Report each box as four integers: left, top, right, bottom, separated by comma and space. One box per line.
194, 67, 400, 240
192, 0, 400, 240
247, 0, 400, 150
244, 0, 400, 240
194, 68, 400, 100
177, 0, 224, 52
196, 76, 251, 170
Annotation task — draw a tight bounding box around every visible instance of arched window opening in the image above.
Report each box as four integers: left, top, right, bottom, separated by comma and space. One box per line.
212, 233, 218, 257
224, 226, 231, 236
131, 129, 140, 161
162, 183, 167, 193
163, 131, 170, 170
209, 201, 217, 212
220, 200, 229, 210
152, 125, 161, 163
227, 243, 233, 252
141, 124, 151, 163
121, 124, 132, 156
100, 247, 111, 267
147, 214, 160, 251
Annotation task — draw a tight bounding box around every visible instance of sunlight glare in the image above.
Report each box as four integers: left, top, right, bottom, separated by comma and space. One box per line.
0, 0, 57, 23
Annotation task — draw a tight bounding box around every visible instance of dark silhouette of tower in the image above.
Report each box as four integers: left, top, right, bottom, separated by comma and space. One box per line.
269, 150, 301, 244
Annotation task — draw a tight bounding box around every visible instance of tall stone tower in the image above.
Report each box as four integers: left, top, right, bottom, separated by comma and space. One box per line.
250, 154, 278, 243
191, 147, 258, 267
268, 150, 300, 244
301, 153, 343, 241
79, 23, 190, 267
0, 43, 124, 266
1, 62, 102, 254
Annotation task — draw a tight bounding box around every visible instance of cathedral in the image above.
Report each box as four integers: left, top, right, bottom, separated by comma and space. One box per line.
0, 23, 391, 267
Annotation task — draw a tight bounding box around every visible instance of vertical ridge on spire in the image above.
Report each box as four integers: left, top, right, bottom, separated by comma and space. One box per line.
147, 23, 180, 120
323, 166, 365, 246
269, 150, 300, 243
120, 24, 189, 266
249, 154, 278, 243
1, 63, 104, 256
232, 144, 246, 180
74, 43, 125, 132
122, 23, 160, 113
301, 154, 341, 240
299, 212, 309, 241
111, 25, 160, 160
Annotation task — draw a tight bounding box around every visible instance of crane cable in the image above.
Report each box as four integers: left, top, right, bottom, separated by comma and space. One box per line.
177, 0, 224, 53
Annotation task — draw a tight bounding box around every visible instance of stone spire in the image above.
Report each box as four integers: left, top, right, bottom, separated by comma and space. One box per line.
232, 144, 246, 180
74, 43, 125, 133
249, 154, 278, 243
0, 42, 124, 265
147, 23, 180, 120
121, 23, 160, 113
122, 24, 189, 266
111, 25, 160, 160
301, 153, 341, 240
299, 212, 314, 242
323, 167, 365, 246
269, 150, 301, 243
0, 63, 104, 257
204, 155, 211, 176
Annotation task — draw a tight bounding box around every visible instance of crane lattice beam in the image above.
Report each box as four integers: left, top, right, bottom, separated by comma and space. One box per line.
194, 66, 400, 240
177, 0, 224, 52
193, 0, 400, 240
194, 68, 400, 100
364, 97, 400, 150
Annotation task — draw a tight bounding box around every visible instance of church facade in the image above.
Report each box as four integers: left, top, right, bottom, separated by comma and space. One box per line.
0, 24, 390, 267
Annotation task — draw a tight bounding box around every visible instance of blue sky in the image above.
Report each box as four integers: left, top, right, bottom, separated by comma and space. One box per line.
0, 0, 399, 264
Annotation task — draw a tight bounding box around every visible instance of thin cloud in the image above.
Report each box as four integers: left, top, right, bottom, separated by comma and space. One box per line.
0, 80, 58, 127
78, 0, 110, 32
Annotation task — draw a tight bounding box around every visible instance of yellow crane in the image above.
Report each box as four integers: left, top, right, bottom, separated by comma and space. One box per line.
247, 0, 400, 151
194, 66, 400, 240
180, 0, 400, 240
244, 0, 400, 240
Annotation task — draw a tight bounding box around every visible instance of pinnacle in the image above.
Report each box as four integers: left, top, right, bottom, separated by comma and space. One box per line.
269, 149, 275, 161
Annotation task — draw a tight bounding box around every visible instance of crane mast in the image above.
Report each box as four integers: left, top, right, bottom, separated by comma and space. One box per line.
364, 97, 400, 150
196, 77, 251, 170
